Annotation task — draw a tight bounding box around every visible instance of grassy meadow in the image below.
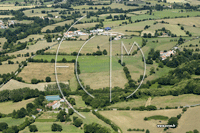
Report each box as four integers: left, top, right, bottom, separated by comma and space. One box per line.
17, 63, 74, 83
0, 98, 35, 114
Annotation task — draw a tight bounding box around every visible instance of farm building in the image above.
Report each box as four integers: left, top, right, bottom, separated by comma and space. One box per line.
46, 100, 61, 109
45, 95, 61, 101
105, 27, 111, 30
160, 50, 175, 60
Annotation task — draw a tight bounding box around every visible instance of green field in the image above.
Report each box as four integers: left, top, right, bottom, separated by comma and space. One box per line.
19, 122, 84, 133
72, 112, 114, 132
0, 117, 25, 126
145, 115, 169, 121
0, 98, 35, 114
70, 95, 89, 109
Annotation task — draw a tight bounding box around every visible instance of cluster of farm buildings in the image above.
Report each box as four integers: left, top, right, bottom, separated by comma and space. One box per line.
0, 20, 15, 29
64, 27, 123, 40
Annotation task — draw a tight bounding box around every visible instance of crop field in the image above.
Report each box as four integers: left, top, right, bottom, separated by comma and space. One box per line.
0, 64, 19, 74
178, 38, 200, 50
0, 15, 13, 18
151, 94, 200, 108
17, 63, 74, 83
2, 57, 28, 65
0, 98, 35, 114
167, 0, 187, 3
153, 9, 200, 18
72, 112, 114, 132
0, 117, 25, 126
23, 8, 64, 17
42, 20, 73, 32
108, 98, 147, 108
8, 40, 56, 56
0, 5, 35, 10
99, 109, 182, 133
0, 79, 56, 91
157, 17, 200, 28
19, 122, 84, 133
103, 20, 129, 27
129, 10, 149, 15
74, 22, 99, 29
183, 26, 200, 36
168, 106, 200, 133
0, 37, 7, 50
34, 55, 76, 61
16, 35, 44, 43
45, 36, 110, 54
111, 20, 155, 34
37, 112, 57, 120
69, 75, 78, 91
143, 23, 187, 36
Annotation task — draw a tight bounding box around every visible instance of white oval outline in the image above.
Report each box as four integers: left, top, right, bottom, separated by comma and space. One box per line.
75, 36, 96, 98
55, 15, 86, 119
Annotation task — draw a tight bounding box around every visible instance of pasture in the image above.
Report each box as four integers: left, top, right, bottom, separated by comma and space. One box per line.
19, 122, 84, 133
153, 9, 200, 19
108, 98, 147, 108
72, 112, 114, 132
45, 35, 110, 54
0, 117, 25, 126
0, 98, 35, 114
74, 22, 99, 29
0, 5, 35, 10
17, 63, 74, 83
168, 106, 200, 132
0, 64, 19, 74
157, 17, 200, 28
151, 94, 200, 108
0, 15, 13, 18
8, 40, 56, 56
42, 20, 73, 32
16, 35, 44, 43
0, 79, 57, 91
69, 95, 88, 109
99, 109, 182, 133
143, 23, 187, 36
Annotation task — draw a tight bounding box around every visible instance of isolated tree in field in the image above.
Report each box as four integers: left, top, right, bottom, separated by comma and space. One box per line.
148, 33, 152, 38
146, 129, 150, 133
31, 79, 38, 84
51, 123, 62, 132
103, 49, 107, 55
143, 33, 147, 38
0, 122, 8, 131
167, 117, 178, 128
29, 125, 38, 132
73, 118, 83, 127
68, 108, 74, 116
45, 77, 51, 82
150, 67, 155, 75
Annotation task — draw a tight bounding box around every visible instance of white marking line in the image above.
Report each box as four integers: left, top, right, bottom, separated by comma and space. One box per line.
55, 15, 86, 119
110, 35, 112, 102
56, 66, 69, 68
75, 36, 95, 98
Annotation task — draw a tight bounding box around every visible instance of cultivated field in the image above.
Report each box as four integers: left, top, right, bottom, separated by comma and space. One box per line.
168, 106, 200, 132
45, 35, 110, 54
100, 109, 182, 133
8, 40, 56, 56
17, 63, 74, 83
151, 94, 200, 108
0, 64, 19, 74
19, 122, 84, 133
0, 79, 57, 91
70, 95, 88, 109
0, 98, 35, 114
0, 15, 13, 18
42, 20, 73, 32
72, 112, 114, 132
0, 117, 25, 126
